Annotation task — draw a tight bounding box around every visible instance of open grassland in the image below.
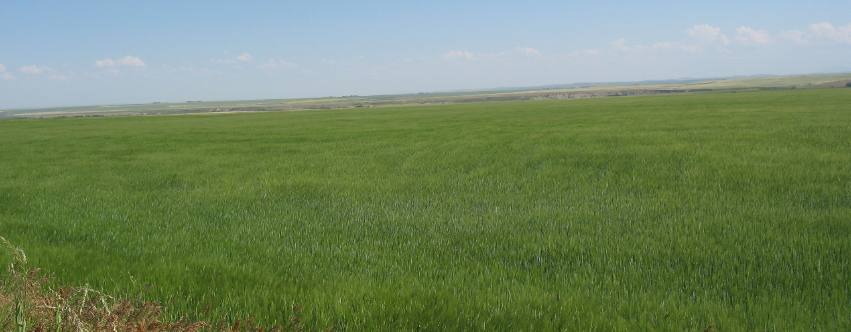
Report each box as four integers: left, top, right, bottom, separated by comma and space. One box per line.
0, 89, 849, 330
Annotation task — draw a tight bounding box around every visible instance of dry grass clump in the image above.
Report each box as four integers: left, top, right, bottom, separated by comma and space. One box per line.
1, 236, 207, 331
1, 236, 309, 332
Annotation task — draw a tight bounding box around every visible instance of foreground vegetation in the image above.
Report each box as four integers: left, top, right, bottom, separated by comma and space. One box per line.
1, 89, 849, 330
0, 236, 208, 331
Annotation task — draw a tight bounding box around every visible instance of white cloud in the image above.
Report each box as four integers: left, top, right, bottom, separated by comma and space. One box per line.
808, 22, 851, 43
236, 52, 253, 62
19, 65, 51, 75
443, 50, 475, 61
735, 26, 771, 45
95, 56, 145, 68
258, 58, 298, 70
688, 24, 730, 45
516, 47, 541, 57
0, 64, 5, 72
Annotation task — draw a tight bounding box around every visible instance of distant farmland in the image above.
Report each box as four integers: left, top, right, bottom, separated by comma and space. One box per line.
1, 89, 849, 330
2, 73, 850, 119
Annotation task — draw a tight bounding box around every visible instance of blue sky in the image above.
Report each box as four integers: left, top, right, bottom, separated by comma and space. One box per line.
1, 1, 850, 109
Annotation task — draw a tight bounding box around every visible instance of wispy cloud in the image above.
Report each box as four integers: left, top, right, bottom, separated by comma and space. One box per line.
236, 52, 253, 62
12, 64, 70, 80
516, 47, 541, 57
212, 52, 255, 65
736, 26, 771, 45
19, 65, 52, 75
565, 49, 601, 58
609, 38, 696, 54
47, 74, 69, 81
443, 50, 475, 61
95, 56, 145, 68
610, 38, 631, 52
603, 21, 851, 63
779, 30, 807, 44
808, 22, 851, 43
443, 48, 542, 61
0, 64, 13, 80
688, 24, 730, 45
258, 58, 298, 70
656, 41, 699, 52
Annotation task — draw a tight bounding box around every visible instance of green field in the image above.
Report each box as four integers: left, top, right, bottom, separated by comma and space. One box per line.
1, 89, 849, 330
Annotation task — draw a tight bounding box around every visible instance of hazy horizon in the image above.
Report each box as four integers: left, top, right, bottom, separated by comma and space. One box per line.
2, 1, 850, 109
4, 71, 851, 111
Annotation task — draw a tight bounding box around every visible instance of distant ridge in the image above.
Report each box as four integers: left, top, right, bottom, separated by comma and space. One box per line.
2, 72, 850, 119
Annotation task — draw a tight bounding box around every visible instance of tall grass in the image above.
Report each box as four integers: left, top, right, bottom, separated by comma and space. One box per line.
0, 89, 849, 330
